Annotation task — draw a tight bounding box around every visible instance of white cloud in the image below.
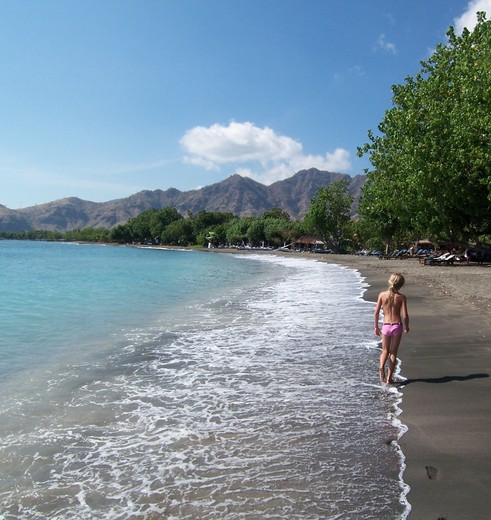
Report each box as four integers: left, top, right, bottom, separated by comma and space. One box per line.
180, 121, 351, 185
181, 121, 302, 167
374, 34, 397, 54
454, 0, 491, 34
289, 149, 351, 173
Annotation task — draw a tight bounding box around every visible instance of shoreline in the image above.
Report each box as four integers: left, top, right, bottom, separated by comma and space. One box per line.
155, 246, 491, 517
205, 248, 491, 518
287, 253, 491, 519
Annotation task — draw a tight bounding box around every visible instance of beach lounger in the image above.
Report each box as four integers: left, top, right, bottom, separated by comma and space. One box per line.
425, 252, 455, 265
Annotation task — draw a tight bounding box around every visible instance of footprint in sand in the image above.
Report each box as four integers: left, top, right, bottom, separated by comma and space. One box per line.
425, 465, 438, 480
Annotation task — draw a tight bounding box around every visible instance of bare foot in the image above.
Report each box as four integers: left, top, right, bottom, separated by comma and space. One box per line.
379, 367, 386, 383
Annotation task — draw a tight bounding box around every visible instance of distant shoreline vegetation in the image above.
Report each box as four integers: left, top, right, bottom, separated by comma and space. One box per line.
0, 207, 330, 251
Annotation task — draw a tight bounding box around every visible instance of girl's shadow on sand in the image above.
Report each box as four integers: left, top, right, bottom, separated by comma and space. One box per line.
400, 373, 489, 386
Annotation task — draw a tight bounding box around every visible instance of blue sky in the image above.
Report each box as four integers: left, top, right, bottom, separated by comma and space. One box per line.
1, 0, 490, 209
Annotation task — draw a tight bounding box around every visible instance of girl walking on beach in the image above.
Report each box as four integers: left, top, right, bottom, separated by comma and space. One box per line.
374, 273, 409, 384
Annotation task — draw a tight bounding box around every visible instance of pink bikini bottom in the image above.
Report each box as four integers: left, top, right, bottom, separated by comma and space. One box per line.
382, 323, 403, 336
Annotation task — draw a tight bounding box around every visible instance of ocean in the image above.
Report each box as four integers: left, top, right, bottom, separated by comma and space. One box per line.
0, 240, 409, 519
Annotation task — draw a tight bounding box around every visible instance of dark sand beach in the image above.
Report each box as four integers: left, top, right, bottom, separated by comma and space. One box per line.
309, 253, 491, 520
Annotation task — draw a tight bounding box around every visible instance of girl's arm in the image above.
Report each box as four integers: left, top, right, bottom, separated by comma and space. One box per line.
402, 295, 409, 333
374, 294, 382, 336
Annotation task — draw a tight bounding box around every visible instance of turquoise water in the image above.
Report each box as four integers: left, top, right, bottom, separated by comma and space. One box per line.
0, 242, 251, 378
0, 240, 408, 519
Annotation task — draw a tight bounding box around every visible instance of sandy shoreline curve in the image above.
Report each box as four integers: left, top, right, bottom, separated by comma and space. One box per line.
288, 252, 491, 520
204, 248, 491, 519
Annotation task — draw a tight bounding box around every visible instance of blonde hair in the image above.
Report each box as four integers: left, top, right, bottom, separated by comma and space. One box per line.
387, 273, 405, 306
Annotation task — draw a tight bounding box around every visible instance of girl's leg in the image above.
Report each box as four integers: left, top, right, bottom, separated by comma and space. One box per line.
386, 335, 403, 383
379, 335, 391, 383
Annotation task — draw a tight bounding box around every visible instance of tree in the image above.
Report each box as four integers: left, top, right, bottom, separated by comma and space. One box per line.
262, 216, 299, 246
261, 208, 291, 221
303, 180, 353, 253
161, 219, 194, 245
358, 12, 491, 246
191, 210, 234, 246
192, 210, 234, 233
149, 207, 183, 239
126, 209, 157, 242
110, 224, 132, 243
246, 219, 265, 246
225, 218, 251, 246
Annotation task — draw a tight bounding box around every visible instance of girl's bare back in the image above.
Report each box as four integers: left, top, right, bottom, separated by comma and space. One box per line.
379, 290, 406, 323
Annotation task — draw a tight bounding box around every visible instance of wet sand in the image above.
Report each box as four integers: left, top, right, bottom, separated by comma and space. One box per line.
307, 253, 491, 520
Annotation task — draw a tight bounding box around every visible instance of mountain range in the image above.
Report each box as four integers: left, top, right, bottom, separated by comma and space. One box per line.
0, 168, 366, 232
